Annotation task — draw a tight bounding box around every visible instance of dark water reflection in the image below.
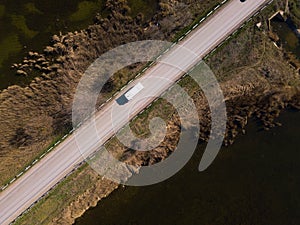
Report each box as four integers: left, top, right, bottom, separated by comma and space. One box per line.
0, 0, 105, 89
0, 0, 158, 90
271, 17, 300, 58
75, 110, 300, 225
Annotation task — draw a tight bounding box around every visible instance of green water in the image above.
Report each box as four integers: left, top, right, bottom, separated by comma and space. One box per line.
0, 0, 158, 90
1, 2, 299, 224
75, 110, 300, 225
0, 0, 106, 89
271, 18, 300, 58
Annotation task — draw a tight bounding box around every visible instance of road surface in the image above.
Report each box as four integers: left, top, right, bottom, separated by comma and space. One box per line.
0, 0, 271, 224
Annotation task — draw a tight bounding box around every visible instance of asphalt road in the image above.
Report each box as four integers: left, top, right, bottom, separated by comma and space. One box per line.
0, 0, 271, 224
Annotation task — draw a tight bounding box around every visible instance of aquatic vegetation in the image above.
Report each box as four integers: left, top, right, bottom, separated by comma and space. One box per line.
0, 0, 105, 89
289, 0, 300, 27
10, 14, 38, 38
0, 34, 22, 68
128, 0, 158, 19
70, 1, 102, 22
285, 32, 298, 49
24, 2, 43, 15
0, 5, 5, 18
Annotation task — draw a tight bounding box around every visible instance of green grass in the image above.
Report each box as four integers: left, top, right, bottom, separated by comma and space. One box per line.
10, 1, 300, 224
14, 163, 92, 225
1, 131, 69, 190
289, 0, 300, 27
172, 1, 222, 42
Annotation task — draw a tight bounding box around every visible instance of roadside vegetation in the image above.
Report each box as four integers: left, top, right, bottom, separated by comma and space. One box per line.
0, 0, 223, 189
12, 0, 300, 224
289, 0, 300, 27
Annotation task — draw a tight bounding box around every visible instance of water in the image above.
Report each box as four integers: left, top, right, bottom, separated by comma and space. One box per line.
0, 0, 158, 90
1, 2, 299, 224
271, 17, 300, 58
75, 110, 300, 225
0, 0, 107, 89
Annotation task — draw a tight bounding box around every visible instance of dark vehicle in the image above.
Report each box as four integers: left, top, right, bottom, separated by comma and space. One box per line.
116, 95, 129, 105
116, 82, 144, 105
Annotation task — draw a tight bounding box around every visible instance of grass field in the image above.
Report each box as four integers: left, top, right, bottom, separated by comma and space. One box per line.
8, 1, 299, 225
13, 0, 300, 224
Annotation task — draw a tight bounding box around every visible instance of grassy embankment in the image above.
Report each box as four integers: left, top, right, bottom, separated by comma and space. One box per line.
0, 0, 159, 188
14, 1, 300, 224
289, 0, 300, 27
0, 0, 228, 191
12, 0, 232, 224
0, 0, 222, 188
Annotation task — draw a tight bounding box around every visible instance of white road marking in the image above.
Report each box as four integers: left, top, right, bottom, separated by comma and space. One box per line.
163, 48, 170, 54
10, 178, 16, 184
1, 185, 8, 191
62, 135, 68, 140
17, 172, 24, 178
0, 1, 273, 224
214, 5, 220, 10
207, 11, 213, 17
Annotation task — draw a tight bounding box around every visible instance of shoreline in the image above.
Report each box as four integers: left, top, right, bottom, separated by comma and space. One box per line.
0, 0, 220, 188
1, 0, 300, 224
75, 109, 300, 225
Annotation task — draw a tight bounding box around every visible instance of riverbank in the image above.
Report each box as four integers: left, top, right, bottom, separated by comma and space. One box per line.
0, 0, 221, 191
75, 109, 300, 225
0, 0, 108, 89
268, 1, 300, 72
0, 0, 160, 90
2, 0, 300, 224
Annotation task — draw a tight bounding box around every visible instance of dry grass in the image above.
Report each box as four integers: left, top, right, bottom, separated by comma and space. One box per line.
0, 0, 228, 188
14, 165, 117, 225
6, 0, 300, 224
15, 6, 300, 225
